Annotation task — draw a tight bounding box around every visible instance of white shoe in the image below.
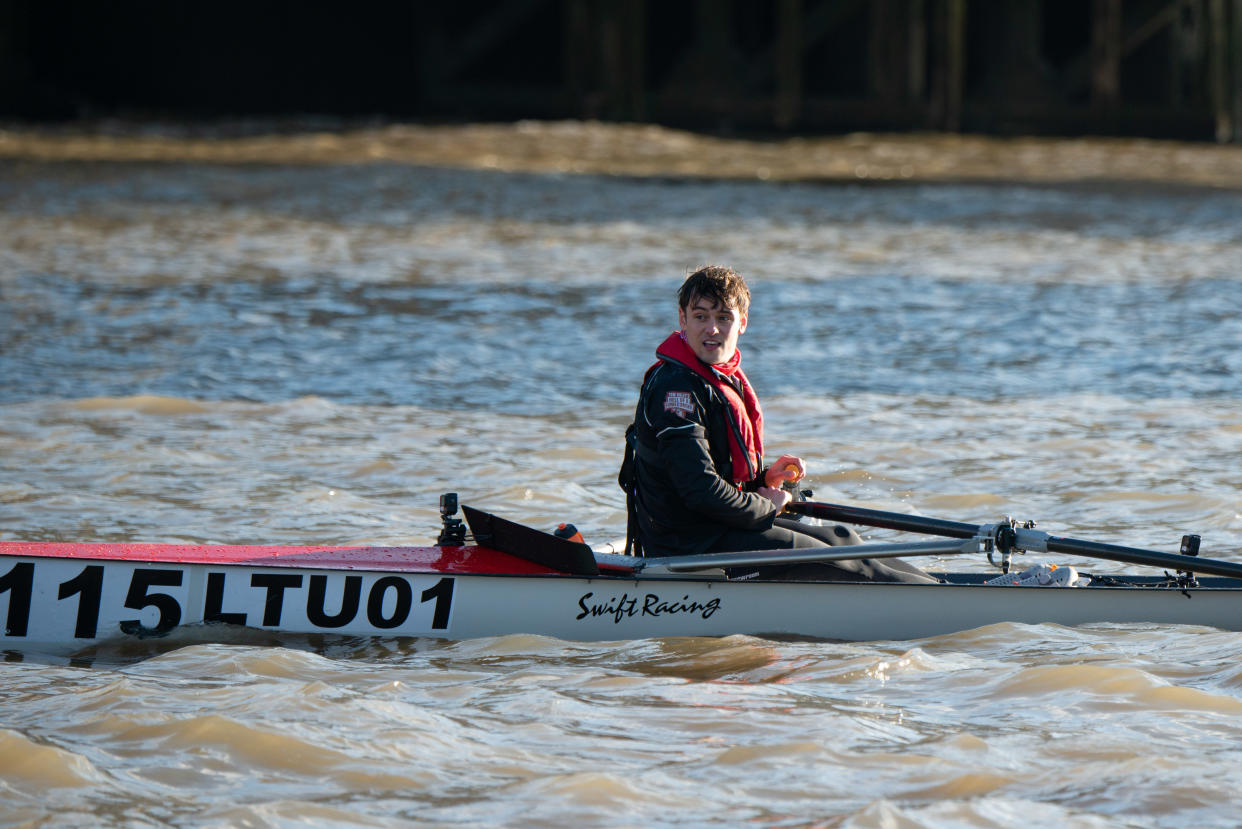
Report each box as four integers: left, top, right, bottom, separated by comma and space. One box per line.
985, 563, 1089, 587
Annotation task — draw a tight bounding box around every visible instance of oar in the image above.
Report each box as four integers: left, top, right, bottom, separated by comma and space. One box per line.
785, 500, 978, 539
786, 500, 1242, 580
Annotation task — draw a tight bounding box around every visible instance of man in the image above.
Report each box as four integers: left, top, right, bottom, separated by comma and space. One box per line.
623, 265, 937, 583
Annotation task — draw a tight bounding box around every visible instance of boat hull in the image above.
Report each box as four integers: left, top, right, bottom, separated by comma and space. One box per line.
3, 544, 1242, 656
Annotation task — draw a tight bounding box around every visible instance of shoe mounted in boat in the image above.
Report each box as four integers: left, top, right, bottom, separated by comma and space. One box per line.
985, 563, 1090, 587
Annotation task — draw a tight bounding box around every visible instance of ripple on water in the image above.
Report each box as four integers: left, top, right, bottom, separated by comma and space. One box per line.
4, 150, 1242, 827
0, 728, 104, 790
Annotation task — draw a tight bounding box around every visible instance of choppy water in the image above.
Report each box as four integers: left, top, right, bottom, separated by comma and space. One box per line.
2, 135, 1242, 827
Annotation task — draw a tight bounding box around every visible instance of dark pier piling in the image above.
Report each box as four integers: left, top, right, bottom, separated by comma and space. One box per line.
1, 0, 1239, 142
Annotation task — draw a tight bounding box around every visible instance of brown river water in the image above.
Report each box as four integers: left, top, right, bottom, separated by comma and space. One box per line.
2, 122, 1242, 827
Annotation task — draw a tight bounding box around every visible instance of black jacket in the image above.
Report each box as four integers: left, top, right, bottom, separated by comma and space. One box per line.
630, 357, 777, 557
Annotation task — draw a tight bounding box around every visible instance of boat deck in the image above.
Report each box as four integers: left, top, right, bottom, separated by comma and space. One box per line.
0, 542, 567, 575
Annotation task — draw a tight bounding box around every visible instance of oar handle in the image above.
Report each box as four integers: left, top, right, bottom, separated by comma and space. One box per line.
785, 500, 978, 539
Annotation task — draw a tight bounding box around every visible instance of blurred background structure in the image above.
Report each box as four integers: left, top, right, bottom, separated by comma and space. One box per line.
1, 0, 1240, 142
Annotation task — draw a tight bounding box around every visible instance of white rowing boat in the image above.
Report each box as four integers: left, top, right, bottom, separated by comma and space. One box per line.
2, 495, 1239, 657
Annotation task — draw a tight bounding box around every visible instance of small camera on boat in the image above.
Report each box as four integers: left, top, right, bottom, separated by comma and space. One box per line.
437, 492, 466, 546
440, 493, 458, 517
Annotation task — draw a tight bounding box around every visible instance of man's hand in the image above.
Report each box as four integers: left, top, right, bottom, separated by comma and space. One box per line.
765, 454, 806, 488
758, 485, 792, 512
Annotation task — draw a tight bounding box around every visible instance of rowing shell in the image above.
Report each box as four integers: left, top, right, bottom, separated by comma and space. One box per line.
3, 506, 1242, 657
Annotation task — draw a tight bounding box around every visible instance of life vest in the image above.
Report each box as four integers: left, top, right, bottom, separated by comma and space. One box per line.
650, 331, 763, 485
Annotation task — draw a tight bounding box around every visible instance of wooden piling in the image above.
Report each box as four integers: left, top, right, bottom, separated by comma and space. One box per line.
1210, 0, 1231, 142
1233, 0, 1242, 141
908, 0, 926, 101
598, 0, 644, 121
927, 0, 965, 131
565, 0, 592, 118
1091, 0, 1122, 120
625, 0, 645, 121
944, 0, 966, 132
774, 0, 803, 129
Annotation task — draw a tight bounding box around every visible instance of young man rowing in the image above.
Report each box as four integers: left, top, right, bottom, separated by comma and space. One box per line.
625, 265, 937, 583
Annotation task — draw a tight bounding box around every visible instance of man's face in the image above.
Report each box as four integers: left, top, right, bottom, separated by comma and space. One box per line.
678, 296, 748, 365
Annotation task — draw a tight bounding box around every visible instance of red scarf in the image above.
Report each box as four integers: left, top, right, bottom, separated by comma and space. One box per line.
652, 332, 764, 485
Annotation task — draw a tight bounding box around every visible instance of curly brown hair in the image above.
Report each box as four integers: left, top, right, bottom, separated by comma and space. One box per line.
677, 265, 751, 315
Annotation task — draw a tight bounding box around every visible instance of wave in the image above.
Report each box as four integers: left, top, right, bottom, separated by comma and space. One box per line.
71, 395, 210, 415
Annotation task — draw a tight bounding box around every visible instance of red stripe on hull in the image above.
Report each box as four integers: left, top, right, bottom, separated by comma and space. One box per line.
0, 542, 564, 575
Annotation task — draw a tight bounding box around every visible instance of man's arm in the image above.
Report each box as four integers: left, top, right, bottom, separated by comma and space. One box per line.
646, 383, 779, 530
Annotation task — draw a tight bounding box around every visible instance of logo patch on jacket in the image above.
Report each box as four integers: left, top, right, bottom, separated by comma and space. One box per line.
663, 391, 694, 416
